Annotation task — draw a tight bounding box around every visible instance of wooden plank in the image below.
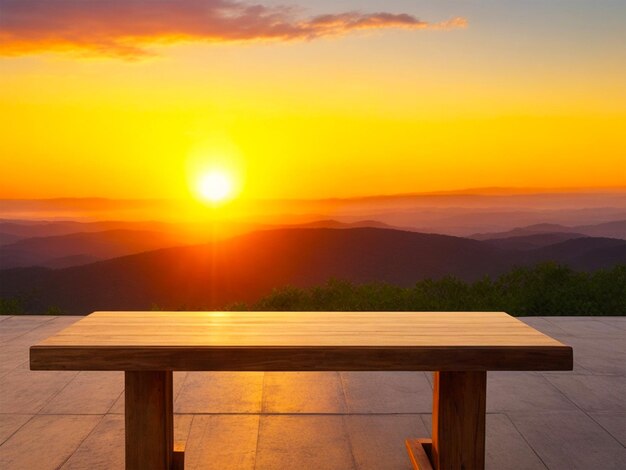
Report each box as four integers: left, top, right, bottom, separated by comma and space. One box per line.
31, 344, 573, 371
431, 371, 486, 470
406, 438, 434, 470
30, 311, 573, 372
125, 371, 173, 470
35, 312, 569, 348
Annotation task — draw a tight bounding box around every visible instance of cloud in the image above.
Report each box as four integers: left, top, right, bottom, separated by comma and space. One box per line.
0, 0, 467, 59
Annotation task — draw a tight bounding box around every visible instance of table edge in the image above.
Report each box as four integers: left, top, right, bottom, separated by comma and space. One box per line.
30, 344, 574, 372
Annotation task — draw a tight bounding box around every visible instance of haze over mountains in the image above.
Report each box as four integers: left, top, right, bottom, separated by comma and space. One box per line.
1, 217, 624, 270
0, 230, 182, 269
1, 226, 624, 314
471, 220, 626, 240
1, 189, 625, 314
2, 188, 625, 235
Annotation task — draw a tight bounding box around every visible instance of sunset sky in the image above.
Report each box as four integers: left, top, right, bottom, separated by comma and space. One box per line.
1, 0, 625, 201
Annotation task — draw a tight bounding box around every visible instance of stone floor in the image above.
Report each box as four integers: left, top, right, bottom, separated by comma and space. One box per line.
0, 315, 624, 469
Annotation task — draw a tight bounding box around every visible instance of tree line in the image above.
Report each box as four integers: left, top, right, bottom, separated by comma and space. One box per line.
1, 263, 624, 316
227, 263, 626, 316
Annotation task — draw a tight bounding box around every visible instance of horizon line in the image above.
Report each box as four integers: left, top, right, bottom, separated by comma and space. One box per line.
2, 185, 626, 203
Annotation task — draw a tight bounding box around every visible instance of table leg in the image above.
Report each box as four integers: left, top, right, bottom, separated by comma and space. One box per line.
406, 371, 486, 470
125, 370, 176, 470
432, 371, 486, 470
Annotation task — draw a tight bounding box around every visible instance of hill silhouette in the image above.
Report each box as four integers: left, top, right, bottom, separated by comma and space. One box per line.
1, 227, 624, 314
484, 232, 586, 250
527, 237, 626, 271
471, 220, 626, 240
0, 229, 183, 269
0, 219, 413, 269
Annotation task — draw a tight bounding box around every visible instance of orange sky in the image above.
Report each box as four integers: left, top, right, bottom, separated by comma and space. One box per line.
1, 0, 625, 202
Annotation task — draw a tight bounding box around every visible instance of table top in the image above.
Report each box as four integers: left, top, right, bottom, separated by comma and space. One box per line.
30, 311, 573, 371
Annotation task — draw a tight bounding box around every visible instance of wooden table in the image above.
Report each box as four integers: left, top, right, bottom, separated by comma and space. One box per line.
30, 311, 572, 470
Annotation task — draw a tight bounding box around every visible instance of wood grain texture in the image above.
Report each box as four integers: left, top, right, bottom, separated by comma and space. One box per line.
30, 311, 573, 372
432, 371, 486, 470
125, 371, 173, 470
406, 438, 434, 470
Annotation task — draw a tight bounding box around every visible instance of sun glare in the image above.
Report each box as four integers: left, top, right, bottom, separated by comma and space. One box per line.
196, 170, 234, 203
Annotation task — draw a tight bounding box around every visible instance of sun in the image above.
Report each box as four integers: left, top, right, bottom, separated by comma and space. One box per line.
196, 170, 234, 203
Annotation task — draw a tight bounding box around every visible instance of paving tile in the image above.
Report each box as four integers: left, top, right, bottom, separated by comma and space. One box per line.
561, 336, 626, 375
2, 320, 78, 352
596, 316, 626, 331
61, 415, 123, 470
40, 371, 124, 414
588, 412, 626, 447
256, 415, 355, 470
0, 316, 54, 328
421, 413, 548, 470
0, 368, 77, 414
0, 414, 32, 445
345, 415, 427, 470
0, 318, 82, 372
340, 372, 432, 413
508, 410, 626, 470
61, 414, 192, 469
544, 374, 626, 412
0, 340, 29, 371
108, 393, 124, 414
0, 316, 55, 343
14, 359, 30, 370
486, 373, 576, 412
108, 371, 188, 414
4, 315, 54, 322
519, 317, 570, 339
49, 316, 83, 327
484, 414, 547, 470
263, 372, 346, 413
185, 415, 259, 470
35, 317, 82, 337
424, 371, 435, 388
545, 318, 624, 338
0, 415, 101, 470
174, 413, 195, 448
174, 414, 198, 449
175, 372, 263, 413
25, 321, 78, 339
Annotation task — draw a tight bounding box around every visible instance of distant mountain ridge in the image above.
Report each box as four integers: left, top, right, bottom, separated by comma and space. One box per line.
526, 237, 626, 272
278, 219, 405, 230
1, 227, 624, 315
3, 189, 626, 235
471, 220, 626, 240
0, 219, 411, 269
0, 229, 182, 269
483, 232, 586, 250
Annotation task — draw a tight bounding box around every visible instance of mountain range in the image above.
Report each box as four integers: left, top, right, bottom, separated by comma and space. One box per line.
471, 220, 626, 240
1, 226, 624, 314
0, 219, 405, 269
3, 190, 626, 236
0, 229, 183, 269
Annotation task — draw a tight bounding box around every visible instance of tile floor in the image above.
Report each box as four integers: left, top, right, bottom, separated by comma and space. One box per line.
0, 315, 624, 469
